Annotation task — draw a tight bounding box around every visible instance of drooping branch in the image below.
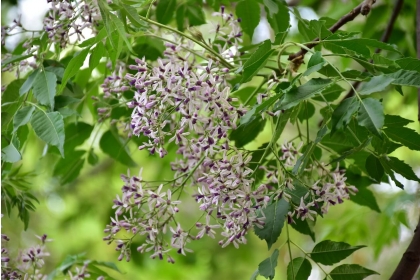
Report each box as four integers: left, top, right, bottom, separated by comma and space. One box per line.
288, 0, 376, 63
341, 0, 404, 99
389, 214, 420, 280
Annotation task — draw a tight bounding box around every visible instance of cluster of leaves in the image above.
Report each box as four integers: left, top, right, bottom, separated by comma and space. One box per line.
1, 0, 420, 279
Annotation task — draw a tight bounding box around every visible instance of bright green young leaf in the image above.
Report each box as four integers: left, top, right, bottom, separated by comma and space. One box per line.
396, 57, 420, 72
60, 48, 90, 92
53, 150, 86, 185
241, 40, 274, 83
13, 106, 35, 133
89, 42, 105, 70
258, 249, 279, 280
19, 69, 40, 96
236, 0, 260, 39
279, 78, 332, 110
99, 130, 136, 167
254, 199, 289, 249
310, 240, 366, 265
303, 51, 325, 76
1, 142, 21, 163
357, 98, 384, 138
358, 75, 394, 95
33, 70, 57, 110
365, 154, 384, 182
286, 257, 311, 280
384, 127, 420, 151
156, 0, 176, 24
384, 115, 413, 127
329, 264, 379, 280
31, 110, 65, 157
331, 96, 359, 134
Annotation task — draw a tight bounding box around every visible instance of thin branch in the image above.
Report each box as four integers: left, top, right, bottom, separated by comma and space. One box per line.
389, 214, 420, 280
288, 0, 376, 63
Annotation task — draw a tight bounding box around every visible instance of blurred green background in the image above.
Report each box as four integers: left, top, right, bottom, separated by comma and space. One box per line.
2, 0, 420, 279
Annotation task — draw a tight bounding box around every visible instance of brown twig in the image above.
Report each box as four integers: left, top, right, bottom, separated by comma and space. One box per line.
288, 0, 376, 63
389, 214, 420, 280
342, 0, 404, 99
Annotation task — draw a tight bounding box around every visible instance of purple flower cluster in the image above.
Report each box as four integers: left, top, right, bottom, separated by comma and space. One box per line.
44, 0, 100, 48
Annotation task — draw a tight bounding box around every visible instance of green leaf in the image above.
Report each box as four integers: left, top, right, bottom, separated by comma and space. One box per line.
329, 264, 379, 280
358, 75, 394, 95
236, 0, 261, 39
279, 78, 332, 110
31, 110, 65, 157
239, 94, 280, 126
89, 42, 105, 70
19, 69, 40, 96
384, 127, 420, 151
297, 101, 315, 122
384, 115, 413, 127
185, 4, 206, 27
122, 4, 146, 28
54, 95, 81, 109
396, 57, 420, 72
258, 249, 279, 280
90, 260, 121, 273
265, 1, 290, 34
109, 12, 134, 53
88, 149, 99, 165
303, 51, 325, 76
53, 150, 86, 185
13, 106, 35, 133
33, 70, 57, 110
133, 37, 165, 61
365, 154, 383, 182
254, 199, 289, 249
386, 69, 420, 87
155, 0, 176, 24
176, 4, 186, 31
371, 135, 401, 154
331, 96, 360, 134
63, 122, 94, 153
60, 48, 90, 92
346, 171, 380, 212
357, 98, 384, 138
290, 218, 315, 242
379, 157, 404, 189
382, 156, 420, 183
324, 38, 398, 59
100, 129, 136, 167
79, 27, 107, 48
286, 257, 311, 280
1, 54, 32, 68
310, 240, 366, 266
1, 143, 21, 163
230, 117, 266, 148
241, 40, 274, 83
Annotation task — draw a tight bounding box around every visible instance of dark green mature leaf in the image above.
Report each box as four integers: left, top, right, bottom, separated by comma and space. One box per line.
379, 157, 404, 189
290, 218, 315, 241
358, 75, 394, 95
239, 94, 280, 126
254, 199, 289, 249
278, 78, 332, 110
311, 240, 366, 266
89, 42, 105, 70
60, 48, 90, 92
13, 106, 35, 133
346, 170, 380, 212
396, 57, 420, 72
303, 51, 325, 76
286, 258, 311, 280
382, 157, 420, 183
133, 37, 164, 61
386, 69, 420, 87
297, 101, 315, 122
122, 4, 147, 28
265, 0, 289, 34
19, 69, 40, 96
63, 122, 94, 153
100, 130, 136, 167
31, 110, 65, 157
324, 38, 398, 59
357, 98, 384, 138
241, 40, 274, 83
156, 0, 176, 24
329, 264, 379, 280
231, 117, 266, 147
331, 96, 359, 134
88, 149, 99, 165
258, 249, 279, 280
33, 71, 57, 110
312, 83, 345, 102
371, 135, 401, 154
1, 54, 32, 68
384, 115, 413, 127
53, 150, 86, 185
365, 154, 383, 182
185, 4, 206, 27
236, 0, 260, 39
2, 80, 25, 132
384, 127, 420, 151
1, 143, 21, 163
